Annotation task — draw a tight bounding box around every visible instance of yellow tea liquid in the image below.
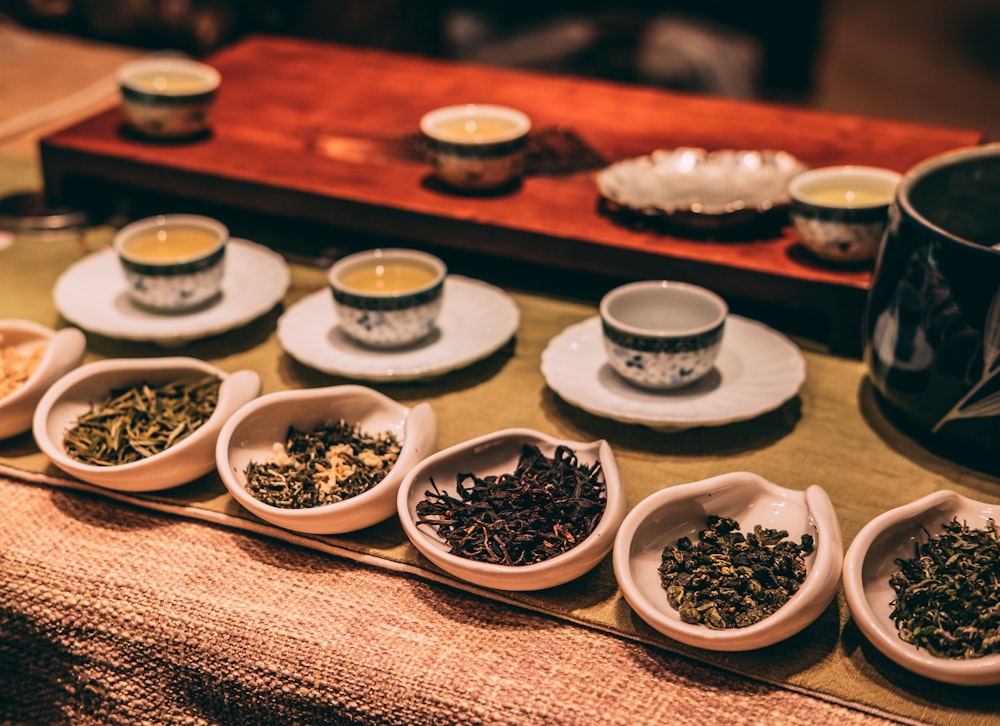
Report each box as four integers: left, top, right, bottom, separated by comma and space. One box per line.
127, 70, 211, 94
124, 226, 221, 262
805, 186, 893, 206
432, 116, 521, 141
339, 261, 438, 293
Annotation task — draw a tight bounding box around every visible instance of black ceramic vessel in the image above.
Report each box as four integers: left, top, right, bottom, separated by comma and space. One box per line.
864, 143, 1000, 455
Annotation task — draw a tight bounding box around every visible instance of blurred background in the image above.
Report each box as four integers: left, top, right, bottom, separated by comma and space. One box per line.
2, 0, 999, 140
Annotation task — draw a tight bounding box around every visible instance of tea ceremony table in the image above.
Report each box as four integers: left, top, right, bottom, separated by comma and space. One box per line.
37, 35, 985, 356
2, 25, 998, 726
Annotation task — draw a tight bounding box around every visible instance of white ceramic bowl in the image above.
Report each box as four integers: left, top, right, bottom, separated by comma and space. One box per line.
33, 357, 260, 491
843, 490, 1000, 685
613, 471, 843, 651
600, 280, 728, 389
397, 428, 626, 591
788, 165, 901, 263
117, 54, 221, 138
328, 248, 447, 348
115, 213, 229, 312
595, 147, 807, 231
217, 385, 437, 535
0, 320, 86, 440
419, 104, 531, 190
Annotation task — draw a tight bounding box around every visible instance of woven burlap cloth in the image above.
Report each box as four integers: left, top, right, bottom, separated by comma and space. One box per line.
2, 20, 998, 726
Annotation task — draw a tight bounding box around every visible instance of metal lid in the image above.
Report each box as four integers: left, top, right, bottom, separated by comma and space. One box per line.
0, 191, 87, 233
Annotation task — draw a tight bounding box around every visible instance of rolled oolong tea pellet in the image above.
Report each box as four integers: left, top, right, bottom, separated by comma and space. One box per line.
658, 514, 813, 629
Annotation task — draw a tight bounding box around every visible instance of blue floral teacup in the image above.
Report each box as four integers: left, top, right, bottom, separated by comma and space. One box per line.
600, 280, 727, 390
328, 248, 446, 348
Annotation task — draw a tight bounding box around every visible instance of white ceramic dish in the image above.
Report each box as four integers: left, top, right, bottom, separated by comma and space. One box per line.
595, 148, 807, 230
613, 471, 842, 651
0, 320, 86, 439
217, 385, 437, 535
397, 428, 626, 591
541, 315, 805, 430
53, 239, 290, 346
843, 490, 1000, 686
33, 357, 261, 491
277, 275, 520, 382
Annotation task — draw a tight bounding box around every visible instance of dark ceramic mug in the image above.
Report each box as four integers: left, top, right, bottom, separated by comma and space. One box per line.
864, 143, 1000, 455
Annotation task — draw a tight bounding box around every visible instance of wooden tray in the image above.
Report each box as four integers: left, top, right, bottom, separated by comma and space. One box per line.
39, 35, 983, 354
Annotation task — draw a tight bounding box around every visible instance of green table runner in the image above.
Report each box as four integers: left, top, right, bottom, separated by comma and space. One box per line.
2, 230, 998, 726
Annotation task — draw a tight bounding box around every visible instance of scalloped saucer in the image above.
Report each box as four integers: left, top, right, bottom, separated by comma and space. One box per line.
541, 315, 805, 430
53, 239, 290, 346
277, 275, 519, 382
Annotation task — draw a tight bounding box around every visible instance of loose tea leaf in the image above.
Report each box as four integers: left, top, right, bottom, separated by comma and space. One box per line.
415, 443, 606, 566
243, 420, 401, 508
0, 335, 44, 399
889, 517, 1000, 659
658, 515, 813, 629
63, 375, 221, 466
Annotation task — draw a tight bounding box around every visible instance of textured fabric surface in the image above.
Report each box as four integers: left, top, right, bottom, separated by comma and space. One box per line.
1, 475, 903, 726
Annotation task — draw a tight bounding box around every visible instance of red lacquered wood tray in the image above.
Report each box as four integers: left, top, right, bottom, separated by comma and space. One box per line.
39, 35, 983, 353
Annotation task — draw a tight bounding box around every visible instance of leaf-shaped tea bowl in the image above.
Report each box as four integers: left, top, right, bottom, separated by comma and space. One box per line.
613, 471, 842, 651
397, 428, 626, 592
843, 489, 1000, 685
217, 385, 437, 535
33, 357, 260, 491
0, 320, 86, 440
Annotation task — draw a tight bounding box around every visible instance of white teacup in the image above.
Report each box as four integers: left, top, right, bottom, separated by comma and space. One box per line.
789, 165, 901, 263
117, 55, 221, 138
600, 281, 728, 390
328, 248, 447, 348
115, 214, 228, 311
419, 104, 531, 191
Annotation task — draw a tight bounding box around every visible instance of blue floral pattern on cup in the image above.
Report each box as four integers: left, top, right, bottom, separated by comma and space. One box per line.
603, 323, 724, 388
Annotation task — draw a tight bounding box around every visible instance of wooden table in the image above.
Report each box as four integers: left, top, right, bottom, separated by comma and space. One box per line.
38, 35, 983, 354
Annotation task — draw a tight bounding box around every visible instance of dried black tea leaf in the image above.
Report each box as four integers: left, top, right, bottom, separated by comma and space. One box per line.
415, 443, 606, 566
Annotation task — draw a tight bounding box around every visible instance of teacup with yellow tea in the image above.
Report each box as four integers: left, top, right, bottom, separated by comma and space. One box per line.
117, 55, 221, 138
328, 248, 447, 348
419, 104, 531, 191
115, 214, 228, 311
789, 165, 901, 263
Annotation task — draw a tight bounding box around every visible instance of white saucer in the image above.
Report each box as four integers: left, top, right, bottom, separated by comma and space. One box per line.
53, 239, 290, 346
277, 275, 520, 382
541, 315, 805, 430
